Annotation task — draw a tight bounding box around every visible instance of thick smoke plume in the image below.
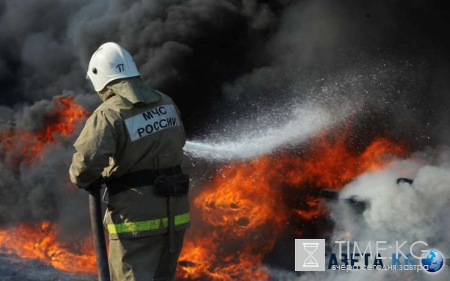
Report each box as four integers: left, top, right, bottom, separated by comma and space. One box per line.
1, 0, 448, 139
0, 0, 450, 279
0, 0, 278, 131
0, 95, 93, 239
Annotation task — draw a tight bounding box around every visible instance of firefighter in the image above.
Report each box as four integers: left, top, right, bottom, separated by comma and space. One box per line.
69, 42, 190, 281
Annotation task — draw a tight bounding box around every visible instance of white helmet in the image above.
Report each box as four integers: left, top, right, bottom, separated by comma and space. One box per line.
86, 42, 140, 91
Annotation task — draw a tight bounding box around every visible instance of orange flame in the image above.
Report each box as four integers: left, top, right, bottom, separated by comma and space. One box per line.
0, 95, 95, 275
178, 131, 407, 280
0, 221, 96, 275
178, 157, 285, 280
282, 132, 407, 189
0, 96, 409, 279
0, 95, 89, 165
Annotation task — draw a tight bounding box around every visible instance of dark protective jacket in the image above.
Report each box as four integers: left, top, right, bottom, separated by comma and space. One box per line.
69, 77, 189, 239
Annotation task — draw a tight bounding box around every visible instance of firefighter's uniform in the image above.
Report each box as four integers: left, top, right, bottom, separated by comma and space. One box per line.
69, 43, 189, 281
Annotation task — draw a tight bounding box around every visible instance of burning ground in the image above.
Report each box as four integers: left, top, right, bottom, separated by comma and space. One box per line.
0, 93, 416, 280
178, 131, 408, 280
0, 95, 96, 279
0, 87, 448, 281
1, 0, 450, 280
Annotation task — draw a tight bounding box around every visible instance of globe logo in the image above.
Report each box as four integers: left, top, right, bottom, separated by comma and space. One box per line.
421, 250, 445, 273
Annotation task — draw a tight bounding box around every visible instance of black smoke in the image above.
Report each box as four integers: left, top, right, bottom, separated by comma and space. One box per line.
0, 0, 281, 135
1, 0, 449, 139
0, 0, 450, 275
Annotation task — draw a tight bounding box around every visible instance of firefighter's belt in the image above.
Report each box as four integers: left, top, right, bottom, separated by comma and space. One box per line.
154, 173, 189, 197
107, 165, 182, 196
106, 212, 190, 234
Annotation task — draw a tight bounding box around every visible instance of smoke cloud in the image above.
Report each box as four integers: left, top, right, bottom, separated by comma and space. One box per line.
275, 148, 450, 281
0, 97, 89, 239
1, 0, 449, 138
0, 0, 450, 279
0, 0, 278, 128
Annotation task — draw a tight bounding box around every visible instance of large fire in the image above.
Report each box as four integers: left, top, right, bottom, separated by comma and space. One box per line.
0, 96, 408, 279
0, 95, 89, 165
177, 131, 407, 280
0, 95, 95, 275
0, 221, 96, 275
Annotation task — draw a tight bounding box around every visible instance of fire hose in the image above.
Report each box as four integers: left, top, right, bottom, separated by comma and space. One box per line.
88, 182, 110, 281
